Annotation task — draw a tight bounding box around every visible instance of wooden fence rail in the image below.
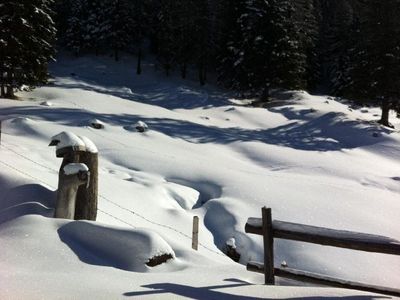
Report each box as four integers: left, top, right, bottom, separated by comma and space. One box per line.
245, 207, 400, 297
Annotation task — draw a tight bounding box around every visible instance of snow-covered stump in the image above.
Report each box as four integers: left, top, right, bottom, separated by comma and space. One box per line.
50, 132, 99, 221
55, 163, 89, 219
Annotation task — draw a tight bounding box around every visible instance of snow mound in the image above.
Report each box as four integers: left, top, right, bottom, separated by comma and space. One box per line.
58, 221, 175, 272
10, 117, 35, 125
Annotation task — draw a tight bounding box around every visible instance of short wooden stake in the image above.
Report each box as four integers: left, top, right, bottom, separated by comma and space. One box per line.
192, 216, 199, 250
262, 207, 275, 285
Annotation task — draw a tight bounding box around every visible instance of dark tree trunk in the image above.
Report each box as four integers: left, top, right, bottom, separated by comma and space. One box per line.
181, 61, 187, 79
5, 86, 14, 99
198, 63, 206, 86
136, 48, 142, 75
165, 64, 170, 77
114, 48, 119, 61
260, 87, 270, 102
378, 98, 392, 127
0, 70, 4, 97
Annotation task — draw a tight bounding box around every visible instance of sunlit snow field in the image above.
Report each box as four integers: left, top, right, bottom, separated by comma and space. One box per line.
0, 53, 399, 299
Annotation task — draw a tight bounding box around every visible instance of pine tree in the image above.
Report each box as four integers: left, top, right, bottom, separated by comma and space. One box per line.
65, 0, 89, 56
347, 0, 400, 127
216, 0, 252, 92
218, 0, 307, 99
132, 0, 152, 74
85, 0, 112, 55
108, 0, 135, 61
156, 0, 179, 76
0, 0, 56, 98
318, 0, 355, 95
192, 0, 210, 85
294, 0, 320, 91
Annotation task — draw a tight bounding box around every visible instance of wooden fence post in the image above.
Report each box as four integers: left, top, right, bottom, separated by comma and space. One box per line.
50, 132, 98, 221
74, 150, 98, 221
192, 216, 199, 250
262, 206, 275, 284
55, 164, 89, 219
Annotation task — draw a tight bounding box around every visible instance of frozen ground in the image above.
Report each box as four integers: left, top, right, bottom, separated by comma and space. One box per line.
0, 53, 399, 299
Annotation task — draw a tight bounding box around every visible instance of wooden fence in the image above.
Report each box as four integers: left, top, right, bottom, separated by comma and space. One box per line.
245, 207, 400, 297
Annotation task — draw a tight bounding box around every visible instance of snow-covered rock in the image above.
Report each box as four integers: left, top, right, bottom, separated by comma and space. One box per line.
135, 120, 148, 133
89, 118, 105, 129
40, 101, 53, 107
226, 237, 237, 249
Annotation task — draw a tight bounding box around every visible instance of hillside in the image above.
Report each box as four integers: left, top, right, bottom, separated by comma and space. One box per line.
0, 53, 399, 299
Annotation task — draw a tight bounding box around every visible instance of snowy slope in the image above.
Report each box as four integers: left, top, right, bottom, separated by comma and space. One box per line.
0, 53, 399, 299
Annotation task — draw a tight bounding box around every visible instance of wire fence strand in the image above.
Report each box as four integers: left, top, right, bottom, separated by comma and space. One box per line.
0, 141, 225, 256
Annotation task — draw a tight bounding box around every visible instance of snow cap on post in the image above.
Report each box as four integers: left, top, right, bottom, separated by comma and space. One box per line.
63, 163, 89, 176
78, 135, 98, 154
63, 163, 90, 188
49, 131, 86, 157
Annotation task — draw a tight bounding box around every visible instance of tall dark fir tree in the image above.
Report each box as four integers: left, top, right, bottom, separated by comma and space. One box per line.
347, 0, 400, 127
219, 0, 307, 99
0, 0, 56, 98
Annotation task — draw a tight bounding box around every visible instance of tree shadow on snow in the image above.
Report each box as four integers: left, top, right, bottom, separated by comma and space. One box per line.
47, 54, 232, 110
123, 278, 390, 299
1, 105, 395, 152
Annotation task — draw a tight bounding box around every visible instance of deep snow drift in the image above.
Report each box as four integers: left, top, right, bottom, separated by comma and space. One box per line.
0, 53, 399, 299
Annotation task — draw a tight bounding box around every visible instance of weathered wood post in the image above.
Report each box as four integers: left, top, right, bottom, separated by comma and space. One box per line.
50, 132, 98, 221
192, 216, 199, 250
74, 136, 98, 221
262, 206, 275, 285
55, 163, 89, 219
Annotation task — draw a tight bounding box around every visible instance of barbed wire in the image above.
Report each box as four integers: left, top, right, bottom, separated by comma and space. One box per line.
0, 141, 225, 256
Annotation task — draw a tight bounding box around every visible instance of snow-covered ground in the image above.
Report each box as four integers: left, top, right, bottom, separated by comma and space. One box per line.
1, 53, 399, 299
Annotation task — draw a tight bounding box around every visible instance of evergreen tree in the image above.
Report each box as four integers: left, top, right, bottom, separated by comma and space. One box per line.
132, 0, 152, 74
318, 0, 355, 95
294, 0, 320, 91
347, 0, 400, 127
65, 0, 89, 56
85, 0, 113, 55
156, 0, 177, 76
216, 0, 247, 91
192, 0, 210, 85
219, 0, 307, 99
0, 0, 56, 98
109, 0, 135, 61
